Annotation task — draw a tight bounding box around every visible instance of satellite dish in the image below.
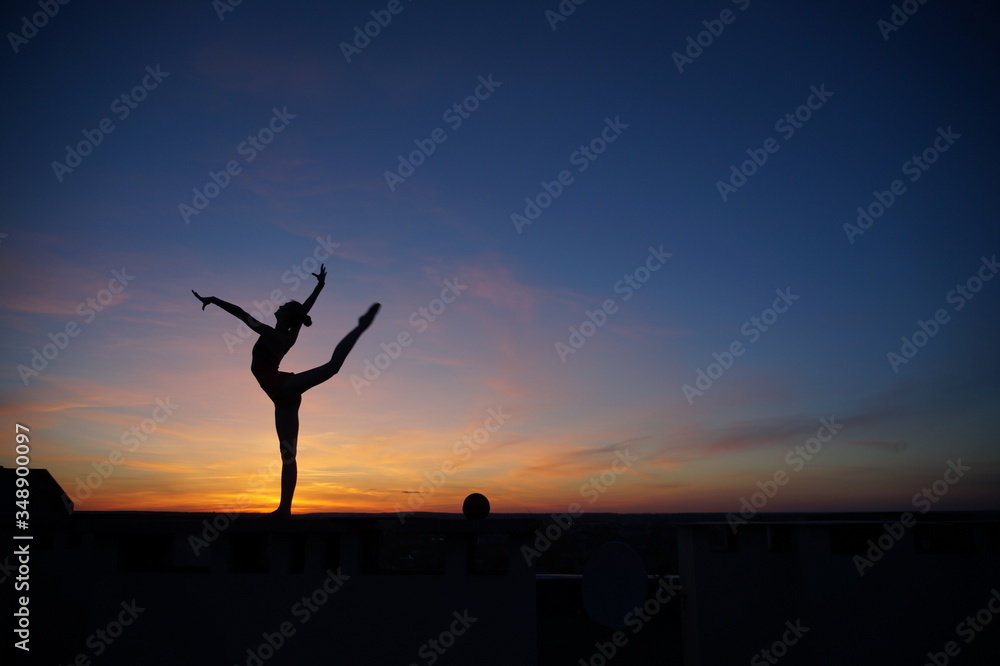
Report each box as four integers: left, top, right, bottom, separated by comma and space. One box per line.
582, 541, 647, 629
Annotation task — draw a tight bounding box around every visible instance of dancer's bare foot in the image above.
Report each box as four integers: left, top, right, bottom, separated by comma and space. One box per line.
270, 508, 291, 519
359, 303, 380, 329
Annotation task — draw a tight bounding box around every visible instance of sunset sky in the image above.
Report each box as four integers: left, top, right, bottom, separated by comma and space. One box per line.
2, 0, 998, 515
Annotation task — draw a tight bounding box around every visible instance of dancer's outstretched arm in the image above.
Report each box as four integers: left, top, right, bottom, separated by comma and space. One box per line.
301, 264, 326, 314
192, 291, 267, 332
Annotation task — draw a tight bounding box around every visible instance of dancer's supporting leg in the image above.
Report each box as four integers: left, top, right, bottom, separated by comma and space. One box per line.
272, 395, 301, 516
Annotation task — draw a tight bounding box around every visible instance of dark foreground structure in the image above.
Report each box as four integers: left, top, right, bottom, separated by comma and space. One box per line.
2, 469, 998, 665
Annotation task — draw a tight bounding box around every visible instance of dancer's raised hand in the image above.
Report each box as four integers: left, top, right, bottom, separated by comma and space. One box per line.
312, 264, 327, 285
192, 290, 213, 310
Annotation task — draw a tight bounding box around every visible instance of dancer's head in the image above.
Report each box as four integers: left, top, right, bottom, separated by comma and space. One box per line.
275, 301, 311, 329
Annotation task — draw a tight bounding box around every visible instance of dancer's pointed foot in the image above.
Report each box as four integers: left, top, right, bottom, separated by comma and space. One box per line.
359, 303, 380, 329
270, 507, 291, 519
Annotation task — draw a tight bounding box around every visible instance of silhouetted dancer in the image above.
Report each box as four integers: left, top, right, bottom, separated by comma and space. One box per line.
193, 264, 379, 517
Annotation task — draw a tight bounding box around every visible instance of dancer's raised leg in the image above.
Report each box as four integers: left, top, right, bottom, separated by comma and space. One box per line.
282, 303, 379, 395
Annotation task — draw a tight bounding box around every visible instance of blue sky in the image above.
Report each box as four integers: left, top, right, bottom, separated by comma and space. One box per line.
1, 0, 998, 513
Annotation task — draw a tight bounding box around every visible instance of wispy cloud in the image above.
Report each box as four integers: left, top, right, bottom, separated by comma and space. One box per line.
848, 440, 908, 453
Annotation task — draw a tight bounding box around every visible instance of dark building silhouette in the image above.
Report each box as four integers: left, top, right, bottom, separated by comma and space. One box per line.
3, 471, 998, 665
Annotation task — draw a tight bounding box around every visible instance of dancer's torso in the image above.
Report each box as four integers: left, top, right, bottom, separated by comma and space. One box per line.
251, 328, 299, 391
